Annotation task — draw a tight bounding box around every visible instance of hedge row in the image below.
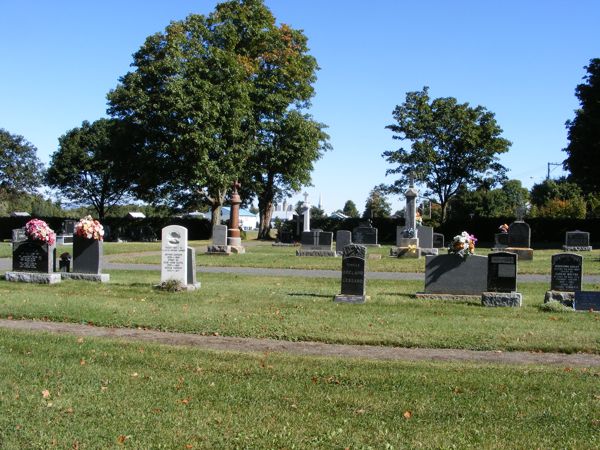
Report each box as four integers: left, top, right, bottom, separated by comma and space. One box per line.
308, 217, 600, 247
0, 217, 212, 241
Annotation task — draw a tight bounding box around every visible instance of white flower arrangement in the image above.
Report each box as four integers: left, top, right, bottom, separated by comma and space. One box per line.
448, 231, 477, 258
74, 215, 104, 241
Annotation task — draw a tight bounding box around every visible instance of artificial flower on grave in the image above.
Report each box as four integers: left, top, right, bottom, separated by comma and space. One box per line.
403, 228, 416, 238
498, 223, 509, 234
407, 244, 417, 254
74, 215, 104, 241
24, 219, 56, 246
448, 231, 477, 258
415, 212, 423, 226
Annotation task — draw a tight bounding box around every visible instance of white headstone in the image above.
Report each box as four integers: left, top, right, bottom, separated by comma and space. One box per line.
161, 225, 188, 284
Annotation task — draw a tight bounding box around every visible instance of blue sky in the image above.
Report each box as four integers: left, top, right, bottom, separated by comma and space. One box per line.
2, 1, 599, 213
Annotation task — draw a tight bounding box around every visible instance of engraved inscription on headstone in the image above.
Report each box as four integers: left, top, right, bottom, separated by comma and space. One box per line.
339, 244, 366, 297
12, 241, 53, 273
551, 253, 582, 292
161, 225, 188, 284
565, 231, 590, 247
487, 252, 517, 293
212, 225, 228, 246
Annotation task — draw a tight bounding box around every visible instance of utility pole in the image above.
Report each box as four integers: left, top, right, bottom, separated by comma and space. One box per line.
547, 162, 562, 180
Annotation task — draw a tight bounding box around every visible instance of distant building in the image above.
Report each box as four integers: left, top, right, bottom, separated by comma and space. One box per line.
10, 211, 30, 217
204, 207, 258, 230
126, 212, 146, 219
329, 211, 349, 220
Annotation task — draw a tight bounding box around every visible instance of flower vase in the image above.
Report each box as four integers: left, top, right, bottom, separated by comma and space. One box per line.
72, 235, 103, 274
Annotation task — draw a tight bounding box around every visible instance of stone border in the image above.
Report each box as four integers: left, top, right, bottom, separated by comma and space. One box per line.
4, 272, 61, 284
61, 273, 110, 283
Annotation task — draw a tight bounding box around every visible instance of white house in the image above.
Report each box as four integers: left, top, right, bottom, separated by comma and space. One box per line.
203, 207, 258, 230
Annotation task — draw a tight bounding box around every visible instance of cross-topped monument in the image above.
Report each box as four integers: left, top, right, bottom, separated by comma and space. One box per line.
404, 173, 419, 232
302, 191, 311, 232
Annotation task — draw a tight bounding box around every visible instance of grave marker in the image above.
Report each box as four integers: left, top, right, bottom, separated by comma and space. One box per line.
419, 254, 488, 297
335, 244, 368, 303
482, 252, 522, 307
564, 230, 592, 251
335, 230, 352, 254
161, 225, 199, 290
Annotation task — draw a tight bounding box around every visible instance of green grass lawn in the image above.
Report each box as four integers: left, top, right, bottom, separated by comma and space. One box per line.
1, 329, 599, 449
1, 271, 599, 354
104, 242, 600, 274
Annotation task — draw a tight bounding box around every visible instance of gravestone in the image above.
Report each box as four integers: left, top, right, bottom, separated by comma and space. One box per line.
494, 233, 509, 248
417, 225, 434, 249
551, 253, 582, 292
187, 247, 198, 287
544, 253, 583, 307
352, 221, 380, 247
433, 233, 445, 249
574, 291, 600, 312
335, 230, 352, 255
563, 230, 592, 251
161, 225, 199, 290
62, 235, 110, 282
506, 221, 533, 260
390, 226, 420, 258
11, 228, 26, 243
482, 252, 522, 307
334, 244, 368, 303
6, 240, 61, 284
206, 225, 229, 254
418, 254, 488, 297
278, 230, 294, 244
296, 230, 336, 257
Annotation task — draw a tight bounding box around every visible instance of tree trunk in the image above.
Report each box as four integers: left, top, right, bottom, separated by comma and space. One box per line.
257, 198, 274, 240
440, 199, 448, 223
210, 204, 222, 233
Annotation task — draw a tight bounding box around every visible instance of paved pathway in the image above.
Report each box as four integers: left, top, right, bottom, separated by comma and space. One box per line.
2, 318, 600, 367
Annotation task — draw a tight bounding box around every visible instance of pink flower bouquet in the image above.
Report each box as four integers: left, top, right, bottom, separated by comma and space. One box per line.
74, 215, 104, 241
24, 219, 56, 246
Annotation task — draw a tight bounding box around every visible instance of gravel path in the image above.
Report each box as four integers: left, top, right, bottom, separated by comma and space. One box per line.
2, 318, 600, 367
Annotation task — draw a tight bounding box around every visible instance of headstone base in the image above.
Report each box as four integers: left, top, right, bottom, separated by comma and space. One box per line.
389, 247, 421, 258
420, 248, 439, 256
61, 273, 110, 283
505, 247, 534, 260
361, 244, 381, 248
229, 245, 245, 254
334, 294, 369, 304
563, 245, 592, 252
206, 245, 232, 255
398, 237, 419, 247
272, 243, 297, 247
296, 249, 337, 257
491, 246, 508, 251
4, 272, 61, 284
185, 282, 201, 291
415, 292, 479, 300
228, 237, 242, 247
481, 292, 522, 307
544, 290, 574, 308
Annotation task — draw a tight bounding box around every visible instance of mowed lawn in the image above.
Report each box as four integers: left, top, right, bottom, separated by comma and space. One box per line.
1, 271, 599, 354
1, 329, 599, 449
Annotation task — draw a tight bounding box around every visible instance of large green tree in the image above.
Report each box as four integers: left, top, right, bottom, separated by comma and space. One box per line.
563, 58, 600, 194
363, 184, 391, 218
382, 87, 511, 222
449, 179, 529, 219
107, 0, 327, 232
342, 199, 359, 218
46, 119, 134, 221
0, 128, 43, 196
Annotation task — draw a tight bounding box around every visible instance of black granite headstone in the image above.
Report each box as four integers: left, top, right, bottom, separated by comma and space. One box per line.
574, 291, 600, 312
301, 231, 317, 246
277, 230, 293, 244
424, 254, 488, 295
494, 233, 509, 247
551, 253, 582, 292
487, 252, 517, 292
565, 231, 590, 247
72, 235, 102, 274
352, 225, 378, 245
12, 241, 54, 273
508, 221, 530, 248
318, 232, 333, 246
340, 244, 366, 296
433, 233, 445, 249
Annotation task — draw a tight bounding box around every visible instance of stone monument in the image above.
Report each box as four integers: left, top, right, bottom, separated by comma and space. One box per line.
505, 221, 534, 260
334, 244, 369, 303
390, 174, 421, 258
563, 230, 592, 252
543, 253, 582, 307
160, 225, 200, 290
227, 181, 245, 254
481, 251, 522, 307
301, 192, 311, 232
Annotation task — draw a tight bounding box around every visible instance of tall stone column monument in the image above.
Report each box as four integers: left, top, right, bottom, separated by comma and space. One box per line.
390, 174, 421, 258
302, 191, 311, 232
227, 181, 245, 254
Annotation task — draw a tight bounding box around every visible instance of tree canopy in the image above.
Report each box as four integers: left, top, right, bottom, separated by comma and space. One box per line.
363, 184, 391, 218
46, 119, 135, 221
342, 200, 359, 218
0, 128, 43, 196
563, 58, 600, 194
107, 0, 327, 232
382, 87, 511, 222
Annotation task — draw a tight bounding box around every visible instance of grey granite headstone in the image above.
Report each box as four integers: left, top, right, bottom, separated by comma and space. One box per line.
487, 252, 517, 293
417, 225, 433, 248
335, 244, 368, 303
12, 228, 27, 243
336, 230, 352, 254
433, 233, 445, 249
161, 225, 188, 285
574, 291, 600, 312
564, 230, 592, 251
508, 221, 530, 248
551, 253, 582, 292
186, 246, 199, 287
424, 254, 488, 295
12, 241, 54, 273
212, 225, 228, 246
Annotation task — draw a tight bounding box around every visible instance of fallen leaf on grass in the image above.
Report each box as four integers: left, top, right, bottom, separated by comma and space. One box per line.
179, 398, 191, 405
42, 389, 50, 399
403, 410, 412, 419
131, 372, 139, 378
564, 367, 573, 372
117, 435, 129, 444
76, 337, 84, 344
80, 359, 86, 366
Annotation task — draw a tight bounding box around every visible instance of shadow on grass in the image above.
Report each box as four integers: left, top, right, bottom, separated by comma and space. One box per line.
287, 292, 333, 298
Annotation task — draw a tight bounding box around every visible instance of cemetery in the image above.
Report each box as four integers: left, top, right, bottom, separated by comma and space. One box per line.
2, 0, 600, 447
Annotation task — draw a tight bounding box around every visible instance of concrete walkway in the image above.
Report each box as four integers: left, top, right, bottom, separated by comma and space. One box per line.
2, 318, 600, 367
